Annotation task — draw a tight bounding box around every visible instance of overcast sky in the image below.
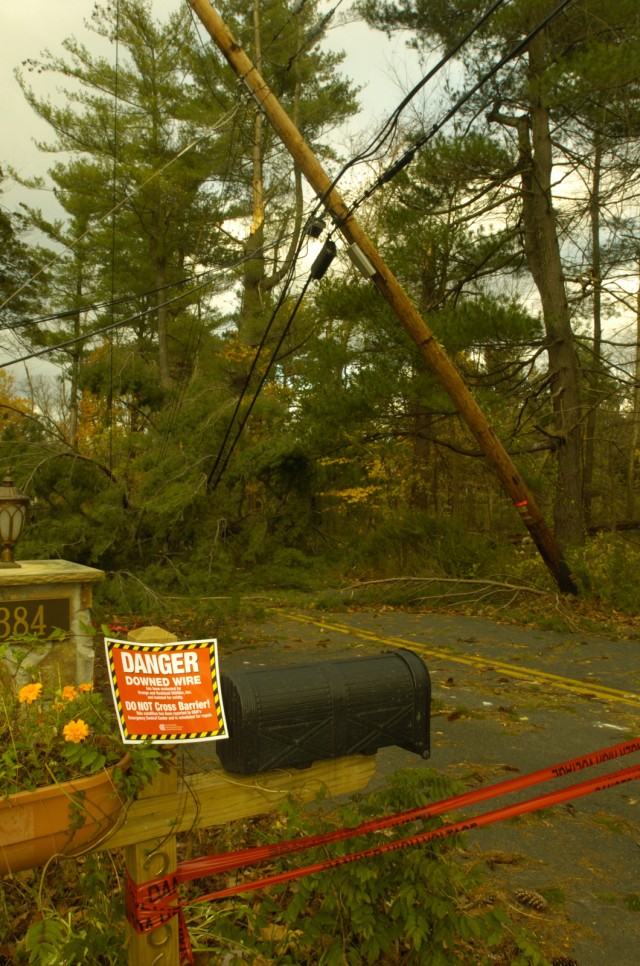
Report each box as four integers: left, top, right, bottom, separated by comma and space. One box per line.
1, 0, 422, 205
0, 1, 423, 385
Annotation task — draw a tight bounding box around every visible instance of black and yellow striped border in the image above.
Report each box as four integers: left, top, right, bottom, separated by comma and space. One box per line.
104, 637, 228, 743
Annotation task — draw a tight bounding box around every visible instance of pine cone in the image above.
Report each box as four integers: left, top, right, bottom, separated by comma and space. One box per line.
514, 888, 548, 912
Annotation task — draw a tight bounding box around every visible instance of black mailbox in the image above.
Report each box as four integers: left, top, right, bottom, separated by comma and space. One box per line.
216, 648, 430, 775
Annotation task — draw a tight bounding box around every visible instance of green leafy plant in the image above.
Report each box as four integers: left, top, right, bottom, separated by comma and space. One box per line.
0, 768, 557, 965
0, 639, 163, 799
185, 769, 551, 964
19, 853, 128, 966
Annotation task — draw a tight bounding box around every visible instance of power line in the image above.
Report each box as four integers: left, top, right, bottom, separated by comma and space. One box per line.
350, 0, 578, 215
202, 0, 582, 494
207, 265, 315, 492
1, 223, 310, 337
350, 0, 509, 169
0, 277, 218, 371
0, 213, 328, 371
3, 256, 241, 333
0, 113, 237, 319
200, 0, 518, 491
262, 0, 514, 255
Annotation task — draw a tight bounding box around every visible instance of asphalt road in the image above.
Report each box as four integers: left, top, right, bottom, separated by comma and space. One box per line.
209, 608, 640, 966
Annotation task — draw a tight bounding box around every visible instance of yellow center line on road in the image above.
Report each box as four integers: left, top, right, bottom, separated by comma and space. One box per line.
282, 611, 640, 710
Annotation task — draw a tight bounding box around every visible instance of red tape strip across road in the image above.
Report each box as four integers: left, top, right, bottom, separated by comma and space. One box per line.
125, 737, 640, 964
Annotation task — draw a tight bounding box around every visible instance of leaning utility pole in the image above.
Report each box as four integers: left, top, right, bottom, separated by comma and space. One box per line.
189, 0, 577, 595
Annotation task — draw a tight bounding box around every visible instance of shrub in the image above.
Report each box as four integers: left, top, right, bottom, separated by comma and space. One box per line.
571, 533, 640, 614
348, 512, 498, 579
186, 768, 549, 964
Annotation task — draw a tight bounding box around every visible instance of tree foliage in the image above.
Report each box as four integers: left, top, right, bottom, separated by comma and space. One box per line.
2, 0, 640, 599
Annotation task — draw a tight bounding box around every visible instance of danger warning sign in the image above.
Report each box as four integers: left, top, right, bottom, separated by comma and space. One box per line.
104, 637, 228, 744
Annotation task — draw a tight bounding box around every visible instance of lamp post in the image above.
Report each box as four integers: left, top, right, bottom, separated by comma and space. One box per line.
0, 471, 30, 568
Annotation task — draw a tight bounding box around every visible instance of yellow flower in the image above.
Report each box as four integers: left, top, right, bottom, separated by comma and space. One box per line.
18, 683, 43, 704
63, 719, 90, 743
77, 683, 93, 693
61, 686, 77, 702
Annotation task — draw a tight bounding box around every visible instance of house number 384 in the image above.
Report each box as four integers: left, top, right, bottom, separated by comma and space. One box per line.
0, 604, 46, 639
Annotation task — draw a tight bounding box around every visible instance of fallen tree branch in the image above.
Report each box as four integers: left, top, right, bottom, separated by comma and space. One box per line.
338, 577, 549, 596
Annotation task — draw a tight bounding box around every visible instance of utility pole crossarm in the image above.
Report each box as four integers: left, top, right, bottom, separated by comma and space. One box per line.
190, 0, 577, 595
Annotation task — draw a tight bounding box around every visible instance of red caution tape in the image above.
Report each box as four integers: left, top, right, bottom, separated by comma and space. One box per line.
176, 736, 640, 882
125, 737, 640, 963
189, 759, 640, 904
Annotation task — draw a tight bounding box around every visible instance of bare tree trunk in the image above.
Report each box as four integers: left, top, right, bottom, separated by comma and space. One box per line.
583, 141, 602, 524
239, 0, 304, 341
527, 37, 583, 547
491, 34, 584, 548
238, 0, 266, 339
626, 261, 640, 518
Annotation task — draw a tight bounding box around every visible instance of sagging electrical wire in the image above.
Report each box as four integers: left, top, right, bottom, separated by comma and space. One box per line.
206, 224, 345, 495
1, 274, 205, 333
350, 0, 578, 215
0, 203, 331, 373
200, 1, 519, 492
157, 229, 320, 480
1, 206, 321, 348
293, 0, 512, 233
202, 0, 582, 494
3, 246, 256, 334
0, 110, 238, 319
204, 183, 340, 492
151, 0, 345, 478
220, 0, 509, 294
0, 276, 221, 371
351, 0, 509, 170
206, 267, 315, 493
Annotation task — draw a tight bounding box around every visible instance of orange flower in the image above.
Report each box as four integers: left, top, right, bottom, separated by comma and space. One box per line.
61, 686, 77, 702
18, 683, 43, 704
63, 719, 90, 743
77, 683, 93, 693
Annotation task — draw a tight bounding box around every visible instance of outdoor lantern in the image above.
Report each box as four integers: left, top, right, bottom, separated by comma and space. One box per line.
217, 648, 431, 775
0, 471, 30, 568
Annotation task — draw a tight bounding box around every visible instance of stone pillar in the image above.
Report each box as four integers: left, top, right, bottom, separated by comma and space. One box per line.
0, 560, 104, 685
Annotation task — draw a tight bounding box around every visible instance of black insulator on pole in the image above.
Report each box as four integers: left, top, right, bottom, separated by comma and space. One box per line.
310, 240, 336, 280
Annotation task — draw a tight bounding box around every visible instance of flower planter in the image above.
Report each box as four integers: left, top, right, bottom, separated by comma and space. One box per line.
0, 756, 129, 875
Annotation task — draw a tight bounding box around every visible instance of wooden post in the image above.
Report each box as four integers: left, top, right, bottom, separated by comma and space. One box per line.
124, 627, 180, 966
115, 755, 376, 965
114, 627, 378, 964
124, 757, 180, 966
188, 0, 577, 596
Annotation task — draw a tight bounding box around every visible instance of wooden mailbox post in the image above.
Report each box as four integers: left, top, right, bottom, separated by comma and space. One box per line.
103, 627, 378, 965
106, 752, 377, 965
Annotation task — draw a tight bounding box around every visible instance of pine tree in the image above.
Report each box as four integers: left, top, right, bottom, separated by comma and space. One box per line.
17, 0, 234, 390
358, 0, 640, 546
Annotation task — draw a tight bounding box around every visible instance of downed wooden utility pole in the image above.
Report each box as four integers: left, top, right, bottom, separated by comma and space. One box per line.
189, 0, 577, 596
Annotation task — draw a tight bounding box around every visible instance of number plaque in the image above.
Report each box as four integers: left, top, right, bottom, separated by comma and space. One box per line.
0, 599, 71, 640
